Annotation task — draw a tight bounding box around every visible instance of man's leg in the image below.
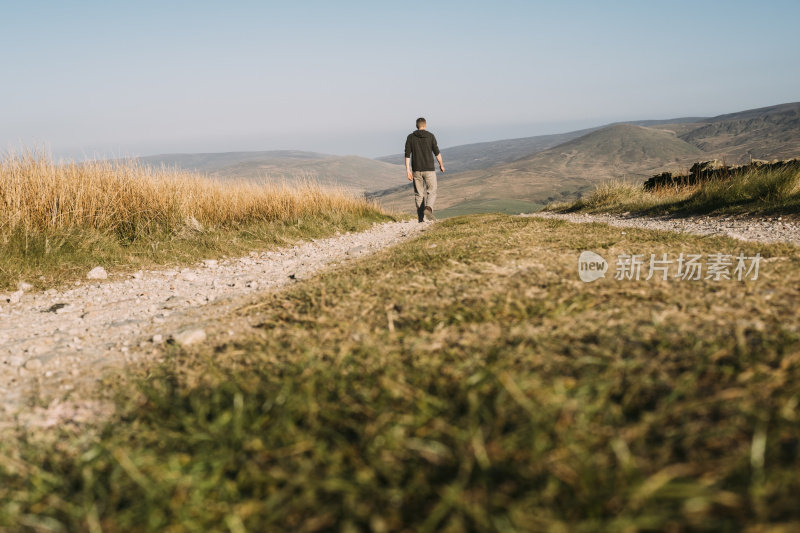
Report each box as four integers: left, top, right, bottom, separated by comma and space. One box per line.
412, 171, 426, 222
423, 171, 438, 210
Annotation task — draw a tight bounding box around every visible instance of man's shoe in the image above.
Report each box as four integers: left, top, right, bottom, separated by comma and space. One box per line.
424, 206, 435, 221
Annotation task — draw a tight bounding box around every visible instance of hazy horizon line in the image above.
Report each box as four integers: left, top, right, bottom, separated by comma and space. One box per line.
6, 99, 797, 163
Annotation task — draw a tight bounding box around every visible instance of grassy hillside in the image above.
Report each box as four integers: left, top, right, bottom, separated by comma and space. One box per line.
0, 152, 390, 290
522, 124, 705, 174
435, 198, 547, 218
3, 214, 799, 531
372, 103, 800, 217
139, 150, 331, 171
375, 118, 707, 175
547, 163, 800, 217
374, 124, 706, 215
376, 129, 597, 174
139, 151, 405, 193
679, 102, 800, 162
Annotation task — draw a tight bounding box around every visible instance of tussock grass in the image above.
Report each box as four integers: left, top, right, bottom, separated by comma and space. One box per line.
546, 179, 657, 213
3, 215, 799, 531
0, 152, 390, 289
546, 165, 800, 216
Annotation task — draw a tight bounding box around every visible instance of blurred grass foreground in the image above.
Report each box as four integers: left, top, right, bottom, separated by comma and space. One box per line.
2, 214, 799, 531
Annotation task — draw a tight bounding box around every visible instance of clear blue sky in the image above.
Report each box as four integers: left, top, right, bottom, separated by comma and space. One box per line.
2, 0, 798, 159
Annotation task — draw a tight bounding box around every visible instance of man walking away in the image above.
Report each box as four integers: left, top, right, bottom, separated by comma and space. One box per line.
405, 117, 445, 222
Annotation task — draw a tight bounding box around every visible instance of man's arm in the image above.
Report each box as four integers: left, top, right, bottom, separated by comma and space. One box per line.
404, 135, 413, 181
432, 134, 444, 172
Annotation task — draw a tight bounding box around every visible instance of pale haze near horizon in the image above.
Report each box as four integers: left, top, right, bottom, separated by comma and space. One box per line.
2, 0, 799, 160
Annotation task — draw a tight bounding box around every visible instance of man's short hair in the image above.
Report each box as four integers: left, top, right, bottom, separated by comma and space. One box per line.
416, 117, 426, 129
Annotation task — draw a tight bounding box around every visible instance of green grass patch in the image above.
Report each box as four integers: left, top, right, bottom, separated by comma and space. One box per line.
437, 198, 545, 218
0, 210, 391, 291
2, 214, 800, 531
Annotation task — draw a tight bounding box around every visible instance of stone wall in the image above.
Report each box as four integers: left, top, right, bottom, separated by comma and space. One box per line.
642, 159, 800, 190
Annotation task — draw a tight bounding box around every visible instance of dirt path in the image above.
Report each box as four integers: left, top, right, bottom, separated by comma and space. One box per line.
1, 220, 428, 427
6, 211, 797, 429
527, 212, 800, 246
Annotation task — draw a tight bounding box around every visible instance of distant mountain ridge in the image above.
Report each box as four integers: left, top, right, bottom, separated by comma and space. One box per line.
376, 117, 708, 174
677, 102, 800, 161
530, 124, 705, 172
141, 150, 331, 171
371, 102, 800, 216
137, 150, 405, 193
376, 130, 596, 174
133, 102, 800, 215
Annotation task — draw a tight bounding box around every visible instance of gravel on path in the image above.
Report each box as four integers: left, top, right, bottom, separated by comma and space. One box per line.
526, 212, 800, 246
1, 219, 428, 428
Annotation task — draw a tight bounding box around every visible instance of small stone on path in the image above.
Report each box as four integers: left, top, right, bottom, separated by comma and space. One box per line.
172, 328, 207, 346
87, 266, 108, 280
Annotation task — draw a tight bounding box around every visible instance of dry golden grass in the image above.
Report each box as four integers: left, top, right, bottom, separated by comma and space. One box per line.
546, 165, 800, 216
0, 151, 378, 237
0, 151, 390, 289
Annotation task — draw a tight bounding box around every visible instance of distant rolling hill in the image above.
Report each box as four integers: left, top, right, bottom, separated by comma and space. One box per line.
678, 102, 800, 162
372, 102, 800, 217
373, 124, 706, 216
376, 117, 705, 175
376, 129, 596, 174
528, 124, 706, 175
137, 151, 405, 193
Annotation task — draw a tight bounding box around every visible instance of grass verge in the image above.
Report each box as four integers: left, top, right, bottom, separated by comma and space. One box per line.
2, 214, 800, 531
0, 152, 391, 290
546, 165, 800, 217
435, 198, 545, 218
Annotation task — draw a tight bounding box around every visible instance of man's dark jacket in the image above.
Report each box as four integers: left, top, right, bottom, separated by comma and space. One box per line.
405, 130, 440, 172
